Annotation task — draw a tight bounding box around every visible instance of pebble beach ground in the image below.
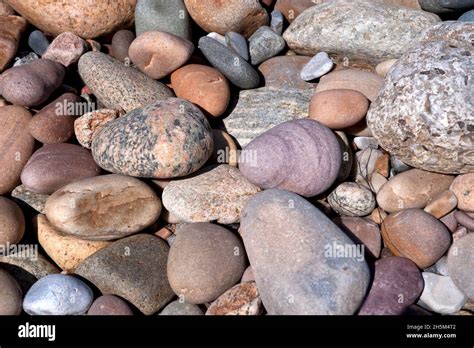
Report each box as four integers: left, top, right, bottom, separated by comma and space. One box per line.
0, 0, 473, 316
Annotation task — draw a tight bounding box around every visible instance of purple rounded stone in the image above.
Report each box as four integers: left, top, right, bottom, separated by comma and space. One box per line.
359, 256, 424, 315
87, 295, 134, 315
239, 119, 341, 197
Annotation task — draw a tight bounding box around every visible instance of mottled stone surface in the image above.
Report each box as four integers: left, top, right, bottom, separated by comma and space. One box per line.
248, 26, 286, 65
24, 274, 93, 315
448, 234, 474, 300
159, 300, 203, 315
240, 189, 370, 315
75, 234, 174, 315
74, 109, 121, 149
87, 295, 134, 315
167, 223, 246, 304
184, 0, 269, 38
382, 209, 452, 268
367, 22, 474, 174
359, 257, 424, 315
258, 55, 314, 90
222, 87, 312, 147
4, 0, 136, 38
206, 282, 262, 315
44, 174, 161, 241
42, 31, 88, 67
0, 269, 22, 315
450, 174, 474, 212
328, 183, 375, 217
0, 196, 25, 246
418, 272, 467, 314
240, 119, 341, 197
0, 106, 35, 195
198, 37, 260, 89
11, 185, 49, 213
163, 165, 260, 224
92, 98, 213, 178
283, 0, 440, 65
78, 52, 173, 113
135, 0, 191, 39
0, 15, 27, 72
334, 217, 381, 258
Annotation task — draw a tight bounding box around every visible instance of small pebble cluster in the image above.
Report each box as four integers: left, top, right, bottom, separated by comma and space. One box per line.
0, 0, 473, 316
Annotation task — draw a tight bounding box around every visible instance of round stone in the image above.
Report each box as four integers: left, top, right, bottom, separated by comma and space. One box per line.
450, 173, 474, 212
381, 209, 451, 268
0, 197, 25, 247
28, 29, 49, 56
171, 64, 230, 117
110, 30, 135, 63
239, 119, 341, 197
129, 31, 194, 79
309, 89, 369, 129
23, 274, 93, 315
248, 26, 286, 65
367, 22, 474, 174
0, 269, 22, 315
328, 182, 376, 217
447, 233, 474, 300
167, 222, 246, 304
87, 295, 134, 315
91, 98, 213, 179
159, 300, 204, 315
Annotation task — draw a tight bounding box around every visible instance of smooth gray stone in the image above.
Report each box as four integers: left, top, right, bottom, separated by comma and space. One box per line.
23, 274, 93, 315
225, 31, 249, 61
28, 30, 49, 56
300, 52, 334, 81
249, 26, 286, 65
270, 10, 284, 35
159, 300, 204, 315
198, 36, 259, 89
135, 0, 191, 40
418, 272, 467, 314
222, 87, 312, 147
459, 9, 474, 21
207, 32, 226, 46
420, 0, 474, 13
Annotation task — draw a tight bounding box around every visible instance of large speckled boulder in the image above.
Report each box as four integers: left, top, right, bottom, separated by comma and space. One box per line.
92, 98, 213, 179
283, 0, 440, 65
240, 189, 370, 315
367, 22, 474, 174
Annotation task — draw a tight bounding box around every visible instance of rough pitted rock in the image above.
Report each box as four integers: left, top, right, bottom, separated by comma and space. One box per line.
367, 22, 474, 174
206, 282, 262, 315
162, 165, 261, 224
240, 189, 370, 315
222, 87, 312, 147
283, 0, 440, 65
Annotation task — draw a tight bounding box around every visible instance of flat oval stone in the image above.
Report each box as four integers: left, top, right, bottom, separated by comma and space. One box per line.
171, 64, 230, 117
450, 174, 474, 212
37, 214, 110, 272
163, 165, 261, 224
0, 106, 35, 194
21, 143, 101, 195
0, 15, 27, 72
328, 182, 376, 217
135, 0, 191, 40
420, 0, 474, 13
78, 52, 173, 113
309, 89, 369, 129
240, 189, 370, 314
367, 22, 474, 174
159, 300, 204, 315
447, 233, 474, 300
359, 257, 424, 315
0, 196, 25, 246
0, 269, 22, 315
28, 29, 49, 56
418, 272, 467, 314
300, 52, 334, 81
44, 174, 161, 241
334, 216, 381, 258
75, 234, 174, 315
283, 0, 440, 65
381, 209, 451, 268
87, 295, 134, 315
377, 169, 454, 213
198, 36, 260, 89
184, 0, 269, 38
23, 274, 93, 315
239, 119, 341, 197
110, 30, 135, 62
129, 31, 194, 79
206, 282, 262, 316
0, 58, 64, 107
29, 93, 83, 144
258, 56, 314, 90
91, 98, 213, 179
167, 222, 246, 304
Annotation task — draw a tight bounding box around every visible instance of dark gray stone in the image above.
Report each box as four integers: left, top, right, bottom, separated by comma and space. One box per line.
420, 0, 474, 13
249, 26, 286, 65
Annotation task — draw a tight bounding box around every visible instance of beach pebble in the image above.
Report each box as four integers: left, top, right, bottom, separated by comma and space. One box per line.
0, 269, 22, 315
11, 185, 49, 213
167, 222, 246, 304
206, 282, 262, 316
0, 15, 27, 72
225, 32, 249, 61
44, 174, 161, 241
270, 10, 284, 35
110, 30, 135, 62
447, 233, 474, 300
239, 119, 341, 197
42, 31, 88, 67
450, 174, 474, 212
454, 211, 474, 231
74, 109, 121, 149
334, 216, 381, 258
424, 190, 458, 219
160, 300, 204, 315
249, 26, 286, 65
0, 197, 25, 247
354, 137, 379, 150
259, 55, 314, 90
23, 274, 93, 315
300, 52, 333, 81
418, 273, 467, 314
375, 59, 397, 77
275, 0, 318, 23
28, 30, 49, 56
459, 9, 474, 21
328, 183, 376, 217
87, 295, 134, 315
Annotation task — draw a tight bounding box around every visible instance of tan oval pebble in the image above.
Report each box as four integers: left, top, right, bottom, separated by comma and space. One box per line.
450, 173, 474, 212
171, 64, 230, 117
0, 197, 25, 247
0, 106, 35, 194
44, 174, 162, 241
381, 209, 451, 268
37, 214, 109, 272
370, 207, 387, 225
74, 109, 121, 149
129, 31, 194, 79
210, 130, 239, 166
309, 89, 369, 129
206, 282, 262, 316
369, 172, 388, 194
0, 269, 22, 315
377, 169, 454, 213
375, 59, 397, 77
424, 190, 458, 219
